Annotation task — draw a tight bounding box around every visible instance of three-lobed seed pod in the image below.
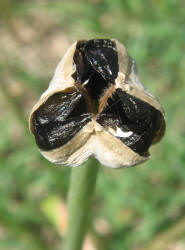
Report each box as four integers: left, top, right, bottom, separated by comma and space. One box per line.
29, 39, 165, 168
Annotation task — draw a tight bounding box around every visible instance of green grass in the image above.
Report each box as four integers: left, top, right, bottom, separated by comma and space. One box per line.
0, 0, 185, 249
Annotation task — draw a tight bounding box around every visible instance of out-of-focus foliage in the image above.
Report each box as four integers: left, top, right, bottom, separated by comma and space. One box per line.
0, 0, 185, 249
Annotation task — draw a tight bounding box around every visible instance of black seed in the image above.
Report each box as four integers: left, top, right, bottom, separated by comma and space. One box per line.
84, 39, 118, 82
72, 39, 119, 102
97, 88, 163, 156
32, 91, 91, 151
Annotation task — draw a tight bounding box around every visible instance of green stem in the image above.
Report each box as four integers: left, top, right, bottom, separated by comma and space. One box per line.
65, 158, 100, 250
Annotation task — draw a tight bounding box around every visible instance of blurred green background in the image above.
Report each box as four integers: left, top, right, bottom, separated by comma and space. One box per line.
0, 0, 185, 249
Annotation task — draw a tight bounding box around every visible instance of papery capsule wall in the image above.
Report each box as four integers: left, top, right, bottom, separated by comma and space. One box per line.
29, 39, 165, 168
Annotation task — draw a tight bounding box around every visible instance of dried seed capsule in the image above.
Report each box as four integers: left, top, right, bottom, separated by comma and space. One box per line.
29, 39, 165, 168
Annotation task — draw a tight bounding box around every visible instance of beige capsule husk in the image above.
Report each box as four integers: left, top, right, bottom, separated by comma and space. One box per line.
29, 39, 165, 168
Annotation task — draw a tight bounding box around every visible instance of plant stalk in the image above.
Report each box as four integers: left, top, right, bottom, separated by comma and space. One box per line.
65, 158, 100, 250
